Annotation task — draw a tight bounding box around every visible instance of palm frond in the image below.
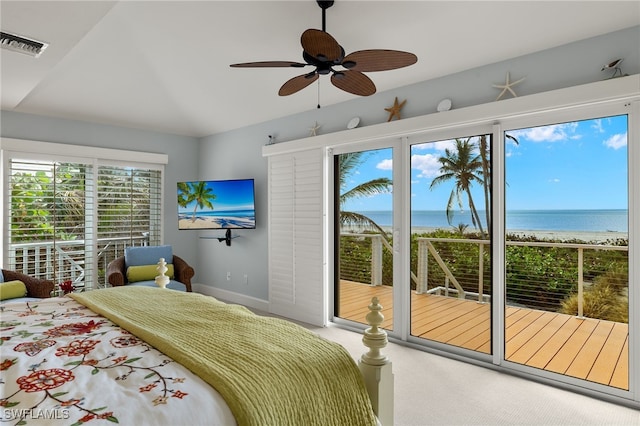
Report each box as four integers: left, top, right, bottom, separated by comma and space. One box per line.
340, 177, 391, 205
338, 152, 366, 190
340, 211, 389, 238
338, 151, 391, 241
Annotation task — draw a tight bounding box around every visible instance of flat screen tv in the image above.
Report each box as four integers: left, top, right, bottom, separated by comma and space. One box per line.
177, 179, 256, 230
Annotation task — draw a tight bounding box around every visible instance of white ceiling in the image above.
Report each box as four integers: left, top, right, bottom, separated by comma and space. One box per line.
1, 1, 639, 138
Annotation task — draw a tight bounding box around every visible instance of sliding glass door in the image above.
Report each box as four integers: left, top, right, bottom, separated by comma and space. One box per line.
334, 146, 395, 330
504, 114, 629, 389
409, 134, 493, 354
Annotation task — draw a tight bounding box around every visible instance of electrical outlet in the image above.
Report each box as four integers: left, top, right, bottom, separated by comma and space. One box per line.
243, 274, 248, 285
226, 272, 231, 281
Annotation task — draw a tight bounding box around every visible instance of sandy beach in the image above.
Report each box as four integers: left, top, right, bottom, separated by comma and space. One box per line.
505, 229, 627, 243
178, 216, 254, 230
373, 226, 628, 243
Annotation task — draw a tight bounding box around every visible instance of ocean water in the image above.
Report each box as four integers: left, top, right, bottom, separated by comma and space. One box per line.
355, 209, 628, 233
178, 209, 255, 218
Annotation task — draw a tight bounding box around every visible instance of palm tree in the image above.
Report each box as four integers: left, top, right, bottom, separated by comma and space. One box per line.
478, 135, 491, 233
477, 134, 518, 234
430, 138, 486, 236
338, 152, 391, 236
183, 181, 217, 222
177, 182, 191, 209
453, 223, 469, 236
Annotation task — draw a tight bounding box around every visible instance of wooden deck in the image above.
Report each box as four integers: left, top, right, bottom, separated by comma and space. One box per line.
338, 280, 629, 390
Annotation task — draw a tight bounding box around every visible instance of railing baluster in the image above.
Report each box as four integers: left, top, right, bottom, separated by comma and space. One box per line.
478, 242, 484, 303
578, 247, 584, 318
371, 235, 382, 286
417, 240, 428, 294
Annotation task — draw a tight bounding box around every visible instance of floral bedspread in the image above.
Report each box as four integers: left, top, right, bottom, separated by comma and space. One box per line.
0, 296, 235, 426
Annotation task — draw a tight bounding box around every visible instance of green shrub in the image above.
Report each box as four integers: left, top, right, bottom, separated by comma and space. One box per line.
560, 273, 628, 323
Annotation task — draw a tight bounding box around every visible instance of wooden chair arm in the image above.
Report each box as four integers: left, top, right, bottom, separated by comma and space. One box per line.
2, 269, 55, 298
107, 257, 126, 286
173, 255, 194, 292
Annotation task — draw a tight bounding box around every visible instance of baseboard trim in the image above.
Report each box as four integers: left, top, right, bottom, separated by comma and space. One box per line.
193, 283, 269, 312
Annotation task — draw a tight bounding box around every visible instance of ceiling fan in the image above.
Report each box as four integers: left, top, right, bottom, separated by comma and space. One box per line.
230, 0, 417, 97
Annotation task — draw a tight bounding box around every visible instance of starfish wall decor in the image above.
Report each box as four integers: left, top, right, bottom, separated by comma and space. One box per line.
493, 72, 525, 101
385, 97, 406, 121
308, 121, 321, 136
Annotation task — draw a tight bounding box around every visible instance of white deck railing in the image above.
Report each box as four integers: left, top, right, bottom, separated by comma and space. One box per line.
8, 235, 149, 289
340, 234, 628, 318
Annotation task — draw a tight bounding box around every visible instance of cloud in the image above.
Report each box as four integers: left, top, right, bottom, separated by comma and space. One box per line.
513, 122, 578, 142
411, 153, 440, 178
591, 119, 604, 133
412, 139, 457, 152
376, 159, 393, 170
548, 178, 560, 183
603, 133, 627, 150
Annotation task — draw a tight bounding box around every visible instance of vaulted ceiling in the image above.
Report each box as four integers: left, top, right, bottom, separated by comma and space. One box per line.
2, 1, 638, 137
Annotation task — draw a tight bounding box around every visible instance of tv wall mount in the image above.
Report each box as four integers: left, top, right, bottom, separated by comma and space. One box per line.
217, 229, 236, 246
199, 229, 238, 246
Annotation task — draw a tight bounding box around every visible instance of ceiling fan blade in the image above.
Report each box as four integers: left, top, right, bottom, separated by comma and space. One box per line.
330, 70, 376, 96
230, 61, 307, 68
301, 29, 342, 62
342, 50, 417, 72
279, 73, 319, 96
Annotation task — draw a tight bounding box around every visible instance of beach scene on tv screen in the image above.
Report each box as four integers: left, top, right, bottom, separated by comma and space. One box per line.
177, 180, 256, 230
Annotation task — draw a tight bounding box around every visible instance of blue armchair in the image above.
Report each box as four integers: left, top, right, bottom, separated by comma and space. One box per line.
106, 245, 194, 292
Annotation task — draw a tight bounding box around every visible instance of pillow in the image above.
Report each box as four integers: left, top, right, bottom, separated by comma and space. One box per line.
0, 269, 4, 283
125, 245, 173, 267
0, 280, 28, 300
127, 264, 175, 283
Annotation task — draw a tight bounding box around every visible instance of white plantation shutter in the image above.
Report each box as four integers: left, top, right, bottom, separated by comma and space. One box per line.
5, 149, 163, 290
268, 148, 324, 325
96, 165, 162, 280
7, 159, 95, 286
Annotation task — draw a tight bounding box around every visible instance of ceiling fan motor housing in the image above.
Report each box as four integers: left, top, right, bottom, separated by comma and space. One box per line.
317, 1, 334, 10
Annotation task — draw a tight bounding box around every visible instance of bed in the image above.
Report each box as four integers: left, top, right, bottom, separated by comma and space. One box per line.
0, 287, 387, 425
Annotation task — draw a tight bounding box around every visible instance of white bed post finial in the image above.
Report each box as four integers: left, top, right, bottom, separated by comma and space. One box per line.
361, 297, 388, 365
359, 297, 394, 426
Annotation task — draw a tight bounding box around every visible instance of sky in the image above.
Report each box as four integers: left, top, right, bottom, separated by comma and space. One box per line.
178, 179, 255, 213
342, 114, 628, 212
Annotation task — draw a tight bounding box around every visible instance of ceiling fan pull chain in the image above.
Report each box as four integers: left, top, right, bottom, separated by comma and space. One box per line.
317, 79, 321, 109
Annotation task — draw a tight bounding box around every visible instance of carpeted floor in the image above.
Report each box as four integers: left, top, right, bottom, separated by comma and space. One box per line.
309, 324, 640, 426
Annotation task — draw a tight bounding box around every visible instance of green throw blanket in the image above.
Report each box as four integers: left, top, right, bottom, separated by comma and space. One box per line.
71, 287, 377, 426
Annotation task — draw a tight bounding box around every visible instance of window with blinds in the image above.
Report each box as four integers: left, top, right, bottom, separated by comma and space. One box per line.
7, 159, 162, 290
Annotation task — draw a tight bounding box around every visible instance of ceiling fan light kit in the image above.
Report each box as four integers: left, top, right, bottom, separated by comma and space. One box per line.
230, 0, 417, 97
